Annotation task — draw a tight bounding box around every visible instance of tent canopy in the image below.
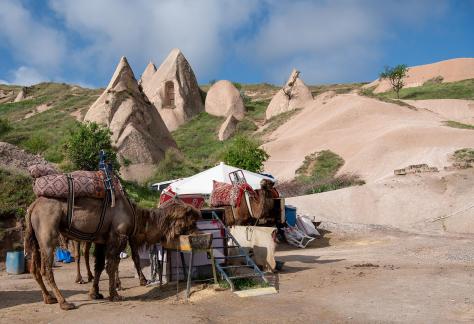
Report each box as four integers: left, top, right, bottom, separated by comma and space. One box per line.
168, 162, 274, 195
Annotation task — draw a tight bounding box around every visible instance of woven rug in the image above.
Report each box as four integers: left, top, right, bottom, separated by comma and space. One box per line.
210, 181, 256, 207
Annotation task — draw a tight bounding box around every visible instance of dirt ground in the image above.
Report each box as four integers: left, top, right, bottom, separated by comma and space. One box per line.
1, 229, 473, 323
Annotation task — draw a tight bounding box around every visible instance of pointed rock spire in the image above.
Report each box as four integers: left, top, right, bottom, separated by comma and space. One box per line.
139, 61, 157, 87
84, 56, 177, 182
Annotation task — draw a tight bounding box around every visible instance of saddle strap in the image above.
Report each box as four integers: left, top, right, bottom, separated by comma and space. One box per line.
65, 174, 110, 241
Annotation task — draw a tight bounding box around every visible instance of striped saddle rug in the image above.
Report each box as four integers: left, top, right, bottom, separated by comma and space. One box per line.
210, 181, 256, 208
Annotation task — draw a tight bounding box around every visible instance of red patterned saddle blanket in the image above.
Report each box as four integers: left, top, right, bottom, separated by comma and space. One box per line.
32, 169, 108, 199
210, 181, 256, 208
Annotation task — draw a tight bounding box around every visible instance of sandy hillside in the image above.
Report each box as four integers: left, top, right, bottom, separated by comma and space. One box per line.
263, 93, 474, 183
366, 58, 474, 93
403, 99, 474, 124
287, 168, 474, 235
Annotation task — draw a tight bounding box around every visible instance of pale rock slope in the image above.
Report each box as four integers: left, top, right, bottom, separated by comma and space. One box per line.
141, 48, 204, 131
84, 56, 176, 182
403, 99, 474, 125
205, 80, 245, 120
263, 93, 474, 183
366, 58, 474, 93
266, 69, 313, 119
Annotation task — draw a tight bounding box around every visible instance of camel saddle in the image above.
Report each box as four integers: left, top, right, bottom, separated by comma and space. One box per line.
32, 171, 108, 199
210, 181, 256, 208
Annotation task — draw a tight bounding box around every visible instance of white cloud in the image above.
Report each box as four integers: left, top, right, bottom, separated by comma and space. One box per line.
0, 0, 67, 70
49, 0, 259, 82
11, 66, 47, 86
238, 0, 448, 84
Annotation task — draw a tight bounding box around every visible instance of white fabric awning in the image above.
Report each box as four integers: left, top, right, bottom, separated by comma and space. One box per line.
168, 162, 274, 195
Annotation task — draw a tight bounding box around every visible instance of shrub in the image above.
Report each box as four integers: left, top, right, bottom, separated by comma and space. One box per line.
379, 64, 408, 99
0, 118, 11, 135
63, 122, 118, 171
23, 134, 49, 154
222, 135, 269, 173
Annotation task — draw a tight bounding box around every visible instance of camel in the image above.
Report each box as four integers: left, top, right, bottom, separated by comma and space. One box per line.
222, 179, 278, 226
24, 191, 200, 311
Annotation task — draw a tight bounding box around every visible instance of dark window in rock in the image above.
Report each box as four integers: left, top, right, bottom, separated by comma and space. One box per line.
164, 81, 175, 107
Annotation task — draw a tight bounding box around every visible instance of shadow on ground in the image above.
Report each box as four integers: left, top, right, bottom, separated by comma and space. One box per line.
0, 289, 84, 309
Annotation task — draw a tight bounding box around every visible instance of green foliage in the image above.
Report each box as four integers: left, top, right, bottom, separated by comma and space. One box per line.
453, 148, 474, 163
260, 109, 302, 137
232, 82, 242, 90
150, 149, 199, 183
23, 133, 49, 154
63, 121, 119, 171
0, 118, 12, 135
296, 150, 344, 181
278, 150, 364, 197
172, 112, 226, 170
122, 181, 160, 209
378, 79, 474, 100
380, 64, 408, 99
222, 135, 269, 173
0, 167, 35, 219
443, 120, 474, 130
245, 100, 269, 121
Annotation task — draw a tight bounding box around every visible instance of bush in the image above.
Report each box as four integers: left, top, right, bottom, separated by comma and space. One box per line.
23, 134, 49, 154
0, 118, 11, 135
223, 135, 269, 173
63, 122, 118, 171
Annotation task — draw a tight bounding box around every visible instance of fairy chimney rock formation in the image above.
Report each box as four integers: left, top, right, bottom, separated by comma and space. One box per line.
140, 48, 204, 131
265, 69, 313, 120
139, 61, 157, 86
84, 56, 176, 182
218, 114, 239, 141
14, 87, 28, 102
205, 80, 245, 120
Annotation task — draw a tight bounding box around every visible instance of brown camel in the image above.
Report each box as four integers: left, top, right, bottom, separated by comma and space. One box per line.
223, 179, 278, 226
24, 191, 200, 310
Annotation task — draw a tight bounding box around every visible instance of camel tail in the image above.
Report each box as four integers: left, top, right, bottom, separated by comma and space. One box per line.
24, 200, 40, 273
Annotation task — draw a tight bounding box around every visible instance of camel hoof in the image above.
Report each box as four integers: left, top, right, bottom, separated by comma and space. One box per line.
88, 275, 94, 282
60, 302, 76, 310
75, 278, 86, 284
139, 278, 147, 286
109, 294, 123, 302
89, 292, 104, 300
44, 296, 58, 304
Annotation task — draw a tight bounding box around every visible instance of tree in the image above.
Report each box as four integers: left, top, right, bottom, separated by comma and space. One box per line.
63, 122, 119, 171
380, 64, 408, 99
223, 135, 269, 173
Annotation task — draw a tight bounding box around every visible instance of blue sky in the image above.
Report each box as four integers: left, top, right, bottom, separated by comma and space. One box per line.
0, 0, 473, 88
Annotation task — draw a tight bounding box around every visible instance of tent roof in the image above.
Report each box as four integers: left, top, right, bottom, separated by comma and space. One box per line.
168, 162, 274, 195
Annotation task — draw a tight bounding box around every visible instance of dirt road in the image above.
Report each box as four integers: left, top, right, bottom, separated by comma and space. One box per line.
1, 230, 473, 323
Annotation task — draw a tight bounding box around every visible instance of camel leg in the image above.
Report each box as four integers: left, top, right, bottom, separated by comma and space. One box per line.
84, 242, 94, 282
106, 233, 127, 301
89, 243, 105, 300
129, 238, 147, 286
115, 268, 123, 291
41, 245, 75, 310
74, 241, 85, 284
30, 247, 57, 304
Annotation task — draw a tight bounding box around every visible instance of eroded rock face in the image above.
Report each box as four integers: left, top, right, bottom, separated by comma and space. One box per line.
141, 48, 204, 131
218, 114, 239, 141
84, 56, 176, 181
139, 61, 157, 86
205, 80, 245, 120
265, 69, 313, 120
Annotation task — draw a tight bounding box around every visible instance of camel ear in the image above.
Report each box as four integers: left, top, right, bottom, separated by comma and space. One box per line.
185, 205, 193, 213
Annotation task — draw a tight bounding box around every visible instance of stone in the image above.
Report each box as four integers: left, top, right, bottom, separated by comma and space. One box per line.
141, 48, 204, 131
139, 61, 156, 86
205, 80, 245, 120
265, 69, 313, 119
84, 56, 177, 182
218, 114, 239, 141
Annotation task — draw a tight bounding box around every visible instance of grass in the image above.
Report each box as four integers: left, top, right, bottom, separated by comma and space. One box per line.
122, 181, 160, 209
277, 150, 365, 197
443, 120, 474, 130
0, 83, 100, 164
259, 109, 302, 138
0, 167, 35, 219
218, 278, 269, 290
375, 79, 474, 100
453, 148, 474, 163
309, 82, 367, 97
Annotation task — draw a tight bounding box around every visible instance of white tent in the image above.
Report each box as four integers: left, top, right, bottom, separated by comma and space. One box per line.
168, 162, 275, 195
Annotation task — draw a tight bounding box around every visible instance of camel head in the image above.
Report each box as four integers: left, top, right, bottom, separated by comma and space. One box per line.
260, 178, 275, 190
145, 200, 201, 245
